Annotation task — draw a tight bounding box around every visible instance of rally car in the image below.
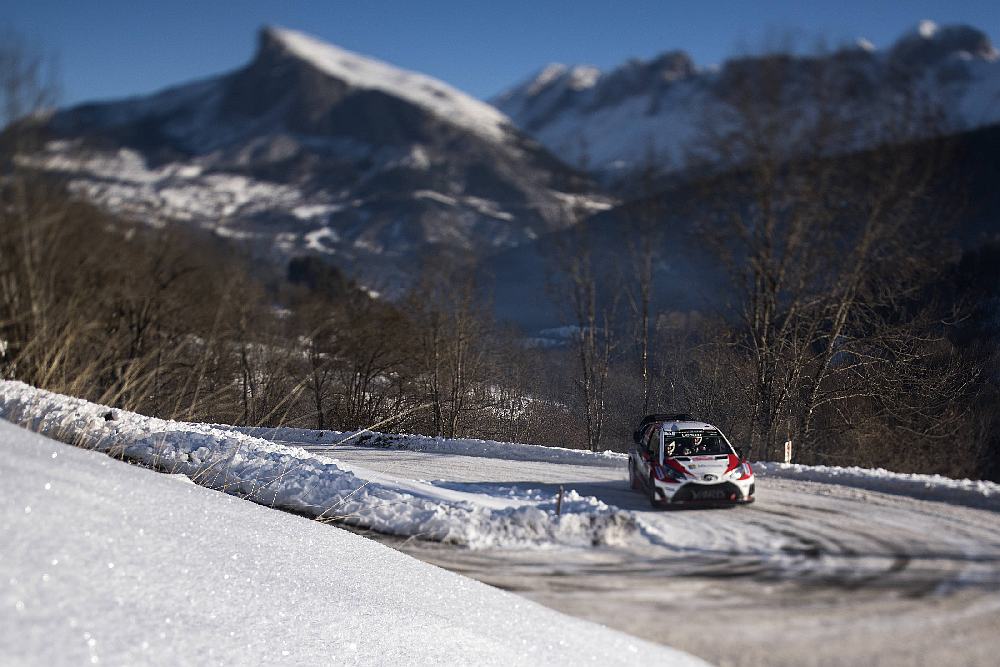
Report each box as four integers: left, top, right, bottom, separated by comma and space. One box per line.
628, 413, 755, 507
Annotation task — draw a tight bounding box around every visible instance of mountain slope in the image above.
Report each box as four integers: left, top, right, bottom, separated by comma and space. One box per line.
482, 119, 1000, 331
31, 27, 610, 292
493, 22, 1000, 175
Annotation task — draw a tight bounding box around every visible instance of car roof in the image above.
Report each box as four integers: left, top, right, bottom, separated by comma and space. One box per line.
656, 420, 718, 431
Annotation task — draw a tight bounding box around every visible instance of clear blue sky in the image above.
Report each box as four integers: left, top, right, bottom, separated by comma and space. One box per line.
6, 0, 999, 107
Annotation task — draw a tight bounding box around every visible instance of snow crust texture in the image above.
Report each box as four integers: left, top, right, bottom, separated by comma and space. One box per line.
0, 382, 635, 549
0, 419, 704, 666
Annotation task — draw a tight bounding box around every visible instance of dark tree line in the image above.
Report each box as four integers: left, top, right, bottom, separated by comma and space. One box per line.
537, 46, 996, 480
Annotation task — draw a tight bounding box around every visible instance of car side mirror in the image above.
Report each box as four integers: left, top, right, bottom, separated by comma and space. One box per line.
735, 447, 746, 461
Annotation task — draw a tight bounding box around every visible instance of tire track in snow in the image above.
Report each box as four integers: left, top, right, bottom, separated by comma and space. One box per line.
317, 443, 1000, 667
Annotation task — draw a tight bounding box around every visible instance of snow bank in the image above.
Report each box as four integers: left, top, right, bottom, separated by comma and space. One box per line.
0, 381, 636, 549
756, 461, 1000, 512
0, 419, 703, 666
224, 424, 628, 468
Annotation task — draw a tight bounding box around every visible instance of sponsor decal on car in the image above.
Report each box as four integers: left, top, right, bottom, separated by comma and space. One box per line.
690, 487, 727, 500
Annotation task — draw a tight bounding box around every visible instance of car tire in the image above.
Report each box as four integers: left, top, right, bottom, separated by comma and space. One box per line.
648, 475, 661, 509
628, 460, 639, 490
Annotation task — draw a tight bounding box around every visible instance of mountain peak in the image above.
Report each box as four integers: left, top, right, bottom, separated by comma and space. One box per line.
889, 22, 998, 69
916, 19, 940, 39
527, 64, 569, 93
496, 21, 1000, 173
255, 26, 512, 141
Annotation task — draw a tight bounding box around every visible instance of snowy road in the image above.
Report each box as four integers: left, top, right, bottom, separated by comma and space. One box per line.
298, 443, 1000, 667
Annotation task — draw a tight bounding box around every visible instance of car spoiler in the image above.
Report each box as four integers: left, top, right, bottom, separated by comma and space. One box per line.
633, 413, 694, 443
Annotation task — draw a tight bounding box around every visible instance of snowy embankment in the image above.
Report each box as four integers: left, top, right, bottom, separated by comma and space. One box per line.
0, 381, 634, 548
0, 420, 704, 666
756, 461, 1000, 512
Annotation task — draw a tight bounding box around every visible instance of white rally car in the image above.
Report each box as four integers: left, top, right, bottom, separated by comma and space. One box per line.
628, 414, 755, 507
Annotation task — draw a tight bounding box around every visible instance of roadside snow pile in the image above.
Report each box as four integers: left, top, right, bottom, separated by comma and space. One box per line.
0, 381, 637, 548
225, 424, 629, 468
1, 420, 704, 666
757, 461, 1000, 512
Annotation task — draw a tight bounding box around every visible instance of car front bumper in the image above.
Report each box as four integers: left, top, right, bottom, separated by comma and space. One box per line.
651, 477, 755, 505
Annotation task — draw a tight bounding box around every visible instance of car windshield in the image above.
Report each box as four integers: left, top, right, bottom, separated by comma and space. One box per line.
662, 431, 730, 457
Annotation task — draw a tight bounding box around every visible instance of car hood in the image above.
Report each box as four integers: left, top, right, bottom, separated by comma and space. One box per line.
670, 454, 741, 480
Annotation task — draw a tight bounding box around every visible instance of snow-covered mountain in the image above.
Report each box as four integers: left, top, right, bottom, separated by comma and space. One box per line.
31, 27, 610, 292
493, 21, 1000, 175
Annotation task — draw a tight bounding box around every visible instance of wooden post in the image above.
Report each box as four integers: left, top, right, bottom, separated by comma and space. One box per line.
556, 485, 564, 516
784, 420, 792, 464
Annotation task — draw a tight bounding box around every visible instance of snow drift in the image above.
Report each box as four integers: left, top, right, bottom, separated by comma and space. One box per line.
0, 381, 637, 549
757, 461, 1000, 512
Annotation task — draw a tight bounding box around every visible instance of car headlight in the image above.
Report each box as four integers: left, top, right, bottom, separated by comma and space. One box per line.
654, 465, 687, 482
666, 466, 688, 481
729, 463, 749, 479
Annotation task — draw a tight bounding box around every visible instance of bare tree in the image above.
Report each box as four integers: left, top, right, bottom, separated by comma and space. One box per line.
0, 32, 62, 382
548, 215, 621, 451
692, 47, 977, 462
302, 312, 336, 430
621, 152, 668, 415
405, 258, 493, 438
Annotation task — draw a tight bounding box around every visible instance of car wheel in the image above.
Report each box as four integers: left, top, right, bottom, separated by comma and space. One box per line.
628, 460, 639, 490
648, 475, 661, 508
